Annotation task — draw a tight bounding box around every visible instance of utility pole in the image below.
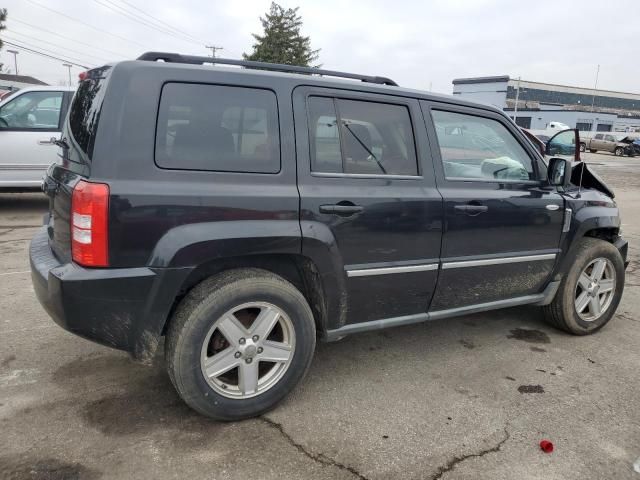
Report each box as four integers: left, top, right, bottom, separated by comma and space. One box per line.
513, 76, 521, 122
7, 49, 18, 75
590, 64, 600, 112
205, 45, 223, 58
62, 63, 72, 86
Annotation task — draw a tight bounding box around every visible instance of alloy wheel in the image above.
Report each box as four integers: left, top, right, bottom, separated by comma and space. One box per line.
200, 302, 296, 399
574, 257, 616, 321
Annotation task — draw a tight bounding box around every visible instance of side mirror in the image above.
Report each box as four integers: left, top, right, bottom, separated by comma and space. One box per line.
546, 129, 581, 162
548, 157, 571, 188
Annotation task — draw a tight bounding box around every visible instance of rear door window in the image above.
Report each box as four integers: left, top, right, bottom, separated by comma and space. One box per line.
307, 96, 418, 176
155, 83, 280, 173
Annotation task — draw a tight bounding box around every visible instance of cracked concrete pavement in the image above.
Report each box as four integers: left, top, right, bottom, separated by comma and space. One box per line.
1, 152, 639, 479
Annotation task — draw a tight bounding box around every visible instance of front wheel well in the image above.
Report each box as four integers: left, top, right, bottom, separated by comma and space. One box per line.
584, 227, 619, 244
162, 254, 328, 338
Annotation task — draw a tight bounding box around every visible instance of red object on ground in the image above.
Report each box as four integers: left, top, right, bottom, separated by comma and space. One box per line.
540, 440, 554, 453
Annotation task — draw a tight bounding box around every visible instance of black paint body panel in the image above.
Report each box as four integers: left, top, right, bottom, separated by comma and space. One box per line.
29, 59, 627, 359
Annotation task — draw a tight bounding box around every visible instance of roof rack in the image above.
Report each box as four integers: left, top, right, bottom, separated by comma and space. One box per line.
136, 52, 398, 87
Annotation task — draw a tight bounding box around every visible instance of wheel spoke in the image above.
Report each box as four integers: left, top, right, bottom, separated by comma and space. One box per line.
217, 315, 249, 346
589, 296, 602, 316
204, 347, 239, 378
599, 279, 614, 293
238, 360, 260, 395
250, 306, 280, 339
591, 259, 606, 281
575, 291, 590, 313
259, 340, 292, 363
578, 273, 591, 290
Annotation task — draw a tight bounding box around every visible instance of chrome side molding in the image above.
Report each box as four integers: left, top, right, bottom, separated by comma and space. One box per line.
347, 263, 438, 277
441, 253, 556, 270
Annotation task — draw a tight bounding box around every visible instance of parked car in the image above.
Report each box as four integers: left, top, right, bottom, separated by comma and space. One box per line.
581, 132, 635, 156
0, 85, 75, 190
30, 53, 628, 420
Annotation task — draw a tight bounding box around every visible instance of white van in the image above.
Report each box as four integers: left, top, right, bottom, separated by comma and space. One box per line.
0, 86, 75, 190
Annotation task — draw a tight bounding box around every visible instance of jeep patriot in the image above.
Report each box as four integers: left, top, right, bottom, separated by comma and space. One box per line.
30, 52, 628, 420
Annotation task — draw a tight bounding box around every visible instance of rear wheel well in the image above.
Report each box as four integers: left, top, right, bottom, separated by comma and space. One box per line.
162, 254, 328, 338
584, 227, 619, 243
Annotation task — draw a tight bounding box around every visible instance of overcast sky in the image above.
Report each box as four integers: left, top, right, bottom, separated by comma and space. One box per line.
1, 0, 638, 94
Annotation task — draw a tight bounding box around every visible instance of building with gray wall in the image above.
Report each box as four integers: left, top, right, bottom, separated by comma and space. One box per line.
452, 76, 640, 133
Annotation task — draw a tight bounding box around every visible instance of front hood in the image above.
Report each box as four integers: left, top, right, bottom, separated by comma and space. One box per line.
570, 162, 615, 198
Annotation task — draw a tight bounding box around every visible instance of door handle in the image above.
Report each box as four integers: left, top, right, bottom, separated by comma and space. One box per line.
38, 137, 57, 145
454, 204, 488, 216
319, 203, 363, 216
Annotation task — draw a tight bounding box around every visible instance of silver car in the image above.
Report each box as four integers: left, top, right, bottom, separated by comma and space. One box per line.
0, 85, 75, 190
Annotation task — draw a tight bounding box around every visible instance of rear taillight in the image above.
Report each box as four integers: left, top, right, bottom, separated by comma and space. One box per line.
71, 180, 109, 267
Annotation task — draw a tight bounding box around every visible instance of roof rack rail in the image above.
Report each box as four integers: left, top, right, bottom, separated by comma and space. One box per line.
136, 52, 398, 87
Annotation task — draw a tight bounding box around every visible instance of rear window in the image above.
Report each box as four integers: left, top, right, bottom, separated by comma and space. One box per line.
155, 83, 280, 173
67, 66, 111, 161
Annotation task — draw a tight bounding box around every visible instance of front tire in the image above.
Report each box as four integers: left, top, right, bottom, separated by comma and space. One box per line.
166, 268, 316, 420
615, 147, 624, 156
543, 238, 625, 335
589, 149, 597, 153
579, 143, 586, 152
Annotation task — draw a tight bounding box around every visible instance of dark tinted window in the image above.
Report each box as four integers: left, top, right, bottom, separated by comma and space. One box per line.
307, 96, 418, 176
156, 83, 280, 173
68, 66, 111, 160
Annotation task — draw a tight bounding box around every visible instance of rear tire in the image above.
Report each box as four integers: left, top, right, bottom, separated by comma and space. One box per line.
579, 143, 586, 152
543, 238, 624, 335
589, 149, 597, 153
615, 147, 624, 156
166, 268, 316, 420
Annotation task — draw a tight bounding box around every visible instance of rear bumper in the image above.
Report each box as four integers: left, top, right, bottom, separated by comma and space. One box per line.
30, 227, 192, 362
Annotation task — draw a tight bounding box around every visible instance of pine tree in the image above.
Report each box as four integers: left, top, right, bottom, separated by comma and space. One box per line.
243, 2, 319, 67
0, 9, 7, 73
0, 9, 6, 51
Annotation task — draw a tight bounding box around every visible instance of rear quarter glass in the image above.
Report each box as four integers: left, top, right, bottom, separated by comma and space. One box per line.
154, 82, 281, 174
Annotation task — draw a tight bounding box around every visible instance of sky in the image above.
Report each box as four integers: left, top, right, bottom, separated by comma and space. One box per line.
0, 0, 638, 94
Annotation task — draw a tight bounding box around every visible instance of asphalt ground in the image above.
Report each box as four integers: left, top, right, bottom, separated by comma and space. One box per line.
1, 151, 639, 479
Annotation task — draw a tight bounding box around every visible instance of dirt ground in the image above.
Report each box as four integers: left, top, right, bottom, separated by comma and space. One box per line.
1, 152, 639, 479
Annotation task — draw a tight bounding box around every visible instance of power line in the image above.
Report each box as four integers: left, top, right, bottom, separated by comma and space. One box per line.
10, 18, 130, 60
6, 30, 112, 64
92, 0, 203, 47
2, 41, 91, 69
3, 36, 98, 68
117, 0, 206, 44
24, 0, 152, 50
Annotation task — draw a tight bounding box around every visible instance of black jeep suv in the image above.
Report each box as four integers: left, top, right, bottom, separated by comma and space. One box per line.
31, 53, 628, 420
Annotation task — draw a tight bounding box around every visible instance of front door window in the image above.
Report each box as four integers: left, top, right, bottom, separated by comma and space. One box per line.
0, 91, 64, 130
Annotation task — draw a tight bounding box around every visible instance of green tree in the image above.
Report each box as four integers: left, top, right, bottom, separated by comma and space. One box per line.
0, 9, 7, 73
243, 2, 319, 67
